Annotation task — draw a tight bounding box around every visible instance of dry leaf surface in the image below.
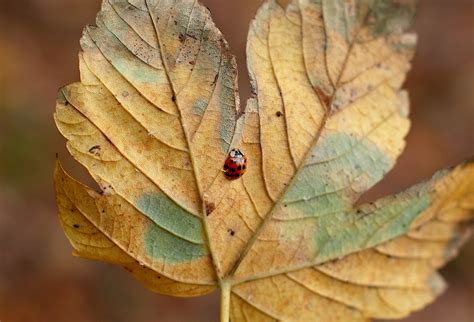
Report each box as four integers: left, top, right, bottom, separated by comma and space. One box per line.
54, 0, 474, 321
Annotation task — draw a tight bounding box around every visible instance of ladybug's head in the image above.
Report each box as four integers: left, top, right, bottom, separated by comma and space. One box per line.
229, 149, 243, 158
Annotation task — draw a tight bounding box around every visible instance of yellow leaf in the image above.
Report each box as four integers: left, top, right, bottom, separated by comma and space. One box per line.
53, 0, 474, 321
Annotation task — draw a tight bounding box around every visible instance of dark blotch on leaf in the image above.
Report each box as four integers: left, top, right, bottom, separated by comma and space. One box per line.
211, 73, 219, 87
250, 82, 257, 97
205, 202, 216, 216
314, 87, 331, 109
88, 145, 101, 156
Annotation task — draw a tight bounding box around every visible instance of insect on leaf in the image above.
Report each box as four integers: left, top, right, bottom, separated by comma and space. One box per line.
54, 0, 474, 321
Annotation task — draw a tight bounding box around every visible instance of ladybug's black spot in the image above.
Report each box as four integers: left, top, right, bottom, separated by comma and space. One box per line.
225, 172, 232, 177
233, 173, 240, 178
230, 167, 235, 173
237, 165, 242, 171
224, 164, 229, 170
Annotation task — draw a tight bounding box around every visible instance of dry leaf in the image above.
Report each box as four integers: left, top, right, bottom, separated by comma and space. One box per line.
53, 0, 474, 321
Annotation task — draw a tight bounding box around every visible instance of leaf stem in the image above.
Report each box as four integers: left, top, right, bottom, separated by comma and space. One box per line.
220, 282, 231, 322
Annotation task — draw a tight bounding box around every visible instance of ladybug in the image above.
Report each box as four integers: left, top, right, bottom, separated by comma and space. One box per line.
223, 149, 247, 180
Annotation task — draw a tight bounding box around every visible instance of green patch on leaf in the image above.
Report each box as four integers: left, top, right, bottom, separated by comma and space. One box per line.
283, 132, 392, 217
314, 190, 431, 263
219, 58, 238, 152
192, 98, 209, 116
144, 223, 209, 263
141, 194, 209, 263
366, 0, 417, 36
138, 193, 209, 264
137, 193, 205, 244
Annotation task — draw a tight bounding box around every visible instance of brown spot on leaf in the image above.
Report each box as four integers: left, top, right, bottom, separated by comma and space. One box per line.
314, 87, 332, 110
276, 111, 283, 117
187, 33, 198, 40
88, 145, 101, 156
205, 202, 216, 216
211, 73, 219, 87
228, 229, 235, 236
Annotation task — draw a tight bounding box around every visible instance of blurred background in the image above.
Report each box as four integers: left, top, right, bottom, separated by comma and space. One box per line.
0, 0, 472, 321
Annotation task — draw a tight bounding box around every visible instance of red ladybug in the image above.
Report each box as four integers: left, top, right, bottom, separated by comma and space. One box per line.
223, 149, 247, 180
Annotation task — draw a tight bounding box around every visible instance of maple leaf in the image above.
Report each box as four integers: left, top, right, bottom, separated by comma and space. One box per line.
54, 0, 474, 321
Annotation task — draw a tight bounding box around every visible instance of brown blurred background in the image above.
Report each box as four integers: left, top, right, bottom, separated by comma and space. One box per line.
0, 0, 472, 321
